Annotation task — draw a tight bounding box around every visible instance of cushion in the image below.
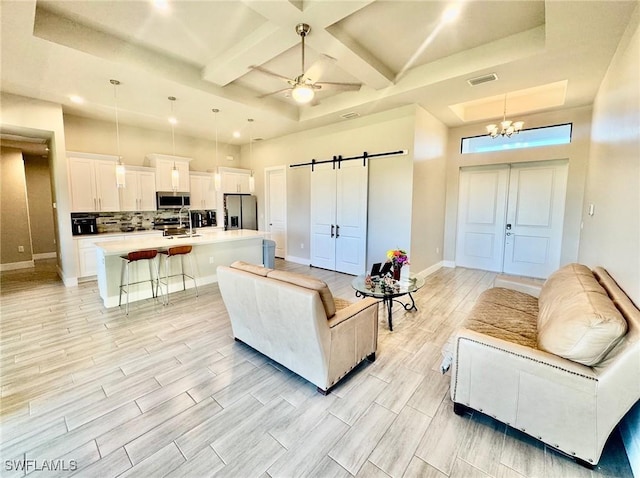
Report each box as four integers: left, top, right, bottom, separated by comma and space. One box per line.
267, 269, 336, 318
463, 288, 539, 348
537, 264, 628, 366
538, 263, 604, 330
230, 260, 272, 277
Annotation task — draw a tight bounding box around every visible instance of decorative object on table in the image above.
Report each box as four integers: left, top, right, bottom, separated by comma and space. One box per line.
364, 274, 373, 289
386, 248, 409, 281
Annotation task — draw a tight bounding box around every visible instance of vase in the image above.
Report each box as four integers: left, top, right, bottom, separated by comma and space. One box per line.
393, 263, 402, 281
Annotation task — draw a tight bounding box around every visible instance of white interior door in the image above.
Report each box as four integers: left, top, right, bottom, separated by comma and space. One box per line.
456, 166, 509, 272
265, 167, 286, 258
456, 161, 568, 279
310, 164, 337, 270
310, 161, 368, 274
335, 161, 368, 275
503, 161, 568, 278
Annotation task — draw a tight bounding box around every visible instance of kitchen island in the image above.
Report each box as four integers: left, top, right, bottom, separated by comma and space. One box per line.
95, 229, 265, 308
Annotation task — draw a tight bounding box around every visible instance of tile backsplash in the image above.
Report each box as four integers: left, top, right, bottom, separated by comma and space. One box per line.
71, 211, 180, 234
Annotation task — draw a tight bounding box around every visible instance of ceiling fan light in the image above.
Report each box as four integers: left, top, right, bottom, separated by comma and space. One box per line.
291, 84, 315, 104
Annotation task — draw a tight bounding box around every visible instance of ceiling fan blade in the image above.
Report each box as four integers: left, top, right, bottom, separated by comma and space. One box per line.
249, 65, 294, 83
257, 87, 293, 99
316, 81, 362, 91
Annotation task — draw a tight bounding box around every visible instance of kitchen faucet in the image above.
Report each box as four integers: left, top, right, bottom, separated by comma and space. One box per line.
178, 206, 193, 236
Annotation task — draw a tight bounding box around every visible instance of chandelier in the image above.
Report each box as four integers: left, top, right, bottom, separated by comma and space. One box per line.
486, 94, 524, 138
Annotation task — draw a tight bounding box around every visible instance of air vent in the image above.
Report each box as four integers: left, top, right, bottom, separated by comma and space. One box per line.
467, 73, 498, 86
340, 111, 360, 119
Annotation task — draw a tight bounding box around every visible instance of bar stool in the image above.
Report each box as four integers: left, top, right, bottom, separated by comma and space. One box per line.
119, 249, 163, 315
158, 245, 198, 304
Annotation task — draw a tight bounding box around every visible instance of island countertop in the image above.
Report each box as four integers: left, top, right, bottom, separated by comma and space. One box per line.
96, 229, 266, 256
95, 229, 266, 308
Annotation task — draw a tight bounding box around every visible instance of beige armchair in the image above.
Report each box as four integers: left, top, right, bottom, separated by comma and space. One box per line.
217, 262, 379, 394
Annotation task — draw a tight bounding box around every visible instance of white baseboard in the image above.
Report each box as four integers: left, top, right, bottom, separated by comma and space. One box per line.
59, 265, 78, 287
442, 260, 456, 268
0, 260, 35, 271
33, 252, 57, 260
285, 255, 311, 266
415, 261, 444, 279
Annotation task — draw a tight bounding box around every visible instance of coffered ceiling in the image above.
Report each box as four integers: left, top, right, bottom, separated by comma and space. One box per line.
0, 0, 636, 144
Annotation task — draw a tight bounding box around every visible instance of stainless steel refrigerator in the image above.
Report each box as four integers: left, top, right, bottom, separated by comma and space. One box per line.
224, 194, 257, 230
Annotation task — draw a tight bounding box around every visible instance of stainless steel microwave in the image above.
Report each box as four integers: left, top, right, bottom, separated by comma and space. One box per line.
156, 191, 190, 209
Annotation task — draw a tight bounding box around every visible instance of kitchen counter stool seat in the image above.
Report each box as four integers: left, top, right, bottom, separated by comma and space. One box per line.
119, 249, 163, 315
158, 245, 198, 304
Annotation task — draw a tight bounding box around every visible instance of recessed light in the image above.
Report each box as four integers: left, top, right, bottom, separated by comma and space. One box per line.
152, 0, 169, 11
69, 95, 84, 104
168, 117, 177, 125
442, 4, 462, 24
233, 131, 241, 138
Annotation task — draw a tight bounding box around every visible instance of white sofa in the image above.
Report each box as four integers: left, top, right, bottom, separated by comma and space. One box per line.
217, 261, 379, 394
449, 264, 640, 467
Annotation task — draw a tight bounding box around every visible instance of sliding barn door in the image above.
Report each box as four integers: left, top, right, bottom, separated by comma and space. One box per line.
310, 161, 368, 275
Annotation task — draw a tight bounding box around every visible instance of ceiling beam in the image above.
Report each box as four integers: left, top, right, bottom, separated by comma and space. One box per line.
201, 0, 393, 89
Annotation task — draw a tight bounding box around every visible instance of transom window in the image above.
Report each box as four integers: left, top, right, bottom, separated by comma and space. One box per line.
461, 123, 572, 154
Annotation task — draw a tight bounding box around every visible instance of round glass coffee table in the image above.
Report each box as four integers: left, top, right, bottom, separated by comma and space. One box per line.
351, 275, 425, 331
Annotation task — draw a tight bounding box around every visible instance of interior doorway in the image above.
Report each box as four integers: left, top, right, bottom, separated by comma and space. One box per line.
455, 160, 568, 279
264, 166, 286, 258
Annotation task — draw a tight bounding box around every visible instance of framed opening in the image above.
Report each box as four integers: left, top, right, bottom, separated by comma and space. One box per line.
461, 123, 572, 154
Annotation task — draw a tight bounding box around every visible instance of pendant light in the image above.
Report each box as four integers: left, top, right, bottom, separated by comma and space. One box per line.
111, 79, 126, 188
248, 118, 255, 194
212, 108, 221, 191
168, 96, 179, 192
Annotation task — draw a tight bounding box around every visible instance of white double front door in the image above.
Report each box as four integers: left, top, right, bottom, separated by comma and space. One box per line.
456, 160, 568, 279
310, 161, 368, 275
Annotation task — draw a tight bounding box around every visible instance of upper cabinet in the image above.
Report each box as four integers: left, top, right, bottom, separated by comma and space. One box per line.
145, 153, 191, 192
220, 167, 252, 194
120, 167, 156, 211
68, 152, 120, 212
190, 173, 216, 210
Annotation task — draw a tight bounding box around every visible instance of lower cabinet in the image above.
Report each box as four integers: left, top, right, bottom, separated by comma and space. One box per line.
75, 231, 163, 279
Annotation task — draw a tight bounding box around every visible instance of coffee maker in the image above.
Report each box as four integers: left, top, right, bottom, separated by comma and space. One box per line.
190, 211, 203, 228
205, 210, 216, 227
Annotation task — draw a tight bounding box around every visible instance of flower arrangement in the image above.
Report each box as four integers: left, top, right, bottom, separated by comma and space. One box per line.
386, 249, 409, 266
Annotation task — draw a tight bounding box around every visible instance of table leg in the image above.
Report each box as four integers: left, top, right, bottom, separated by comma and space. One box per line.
385, 297, 393, 331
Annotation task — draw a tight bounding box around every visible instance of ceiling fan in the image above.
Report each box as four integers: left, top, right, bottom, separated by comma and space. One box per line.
250, 23, 361, 104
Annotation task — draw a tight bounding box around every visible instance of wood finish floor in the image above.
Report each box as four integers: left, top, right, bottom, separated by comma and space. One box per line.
0, 259, 633, 478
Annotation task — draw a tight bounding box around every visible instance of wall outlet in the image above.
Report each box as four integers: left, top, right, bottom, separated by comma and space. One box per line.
436, 247, 440, 254
300, 243, 304, 249
209, 256, 215, 264
18, 246, 24, 253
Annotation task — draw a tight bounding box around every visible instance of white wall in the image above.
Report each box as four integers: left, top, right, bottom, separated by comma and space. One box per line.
0, 93, 74, 284
63, 114, 240, 172
443, 105, 593, 270
410, 106, 448, 274
242, 105, 428, 269
578, 7, 640, 474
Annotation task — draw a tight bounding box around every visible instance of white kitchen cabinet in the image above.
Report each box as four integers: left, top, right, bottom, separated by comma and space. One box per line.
190, 173, 216, 210
120, 168, 157, 211
220, 167, 252, 194
146, 153, 191, 192
68, 152, 120, 212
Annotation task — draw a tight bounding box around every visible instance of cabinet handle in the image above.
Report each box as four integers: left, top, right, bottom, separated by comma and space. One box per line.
331, 225, 335, 238
336, 225, 340, 238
